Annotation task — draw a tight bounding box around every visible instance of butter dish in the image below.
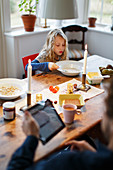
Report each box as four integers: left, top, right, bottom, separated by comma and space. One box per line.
59, 94, 85, 108
86, 72, 103, 85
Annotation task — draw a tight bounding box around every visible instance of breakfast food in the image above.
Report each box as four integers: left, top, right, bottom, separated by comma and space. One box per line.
54, 101, 57, 104
49, 85, 59, 93
73, 83, 77, 89
0, 85, 21, 96
64, 99, 80, 105
86, 72, 103, 84
67, 83, 73, 94
59, 94, 85, 107
106, 64, 113, 69
49, 85, 53, 91
36, 94, 42, 102
99, 64, 113, 75
87, 72, 100, 78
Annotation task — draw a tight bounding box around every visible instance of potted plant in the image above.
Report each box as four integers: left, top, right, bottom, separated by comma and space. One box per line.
18, 0, 39, 32
88, 17, 97, 27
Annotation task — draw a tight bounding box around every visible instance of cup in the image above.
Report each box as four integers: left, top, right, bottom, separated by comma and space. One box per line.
62, 104, 77, 124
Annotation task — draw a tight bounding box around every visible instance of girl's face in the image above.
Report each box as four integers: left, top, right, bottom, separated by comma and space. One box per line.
53, 35, 65, 56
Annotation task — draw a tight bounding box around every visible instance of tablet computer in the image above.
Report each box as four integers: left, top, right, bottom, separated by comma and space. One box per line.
25, 99, 65, 145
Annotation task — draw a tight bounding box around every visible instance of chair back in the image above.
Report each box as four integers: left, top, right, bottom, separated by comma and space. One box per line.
62, 25, 88, 50
22, 53, 39, 78
62, 25, 88, 60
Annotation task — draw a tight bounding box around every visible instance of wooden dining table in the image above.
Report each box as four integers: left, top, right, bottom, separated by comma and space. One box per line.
0, 55, 113, 170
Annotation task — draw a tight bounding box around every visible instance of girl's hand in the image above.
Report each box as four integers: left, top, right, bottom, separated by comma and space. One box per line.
48, 62, 59, 71
65, 140, 96, 152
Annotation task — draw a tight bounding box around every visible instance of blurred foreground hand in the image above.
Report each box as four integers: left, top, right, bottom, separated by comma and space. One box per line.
22, 111, 40, 139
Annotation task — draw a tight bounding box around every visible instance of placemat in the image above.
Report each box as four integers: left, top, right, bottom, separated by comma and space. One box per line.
35, 78, 104, 101
16, 78, 104, 116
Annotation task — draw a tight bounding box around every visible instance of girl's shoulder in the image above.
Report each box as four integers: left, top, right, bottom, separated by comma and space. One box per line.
36, 50, 50, 62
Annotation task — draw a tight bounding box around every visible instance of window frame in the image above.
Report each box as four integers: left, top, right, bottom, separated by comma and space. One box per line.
3, 0, 112, 32
3, 0, 86, 32
2, 0, 11, 32
88, 0, 113, 26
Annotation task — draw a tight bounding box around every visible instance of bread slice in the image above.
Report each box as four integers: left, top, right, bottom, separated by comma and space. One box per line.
64, 99, 80, 105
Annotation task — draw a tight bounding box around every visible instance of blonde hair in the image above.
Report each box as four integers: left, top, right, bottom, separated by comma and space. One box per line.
40, 28, 68, 62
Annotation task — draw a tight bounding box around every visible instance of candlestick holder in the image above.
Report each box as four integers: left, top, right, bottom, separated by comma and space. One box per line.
19, 92, 32, 112
77, 74, 90, 92
27, 92, 31, 106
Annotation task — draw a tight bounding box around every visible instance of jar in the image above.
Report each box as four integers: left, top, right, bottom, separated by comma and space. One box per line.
3, 102, 16, 121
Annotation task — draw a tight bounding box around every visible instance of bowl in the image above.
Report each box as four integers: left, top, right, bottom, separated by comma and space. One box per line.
56, 60, 83, 76
0, 78, 27, 100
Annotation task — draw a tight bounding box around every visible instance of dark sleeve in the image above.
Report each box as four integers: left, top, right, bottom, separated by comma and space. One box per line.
7, 135, 39, 170
25, 59, 50, 72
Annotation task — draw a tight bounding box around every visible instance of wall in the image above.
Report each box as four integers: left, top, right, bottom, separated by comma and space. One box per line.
5, 29, 50, 78
87, 29, 113, 60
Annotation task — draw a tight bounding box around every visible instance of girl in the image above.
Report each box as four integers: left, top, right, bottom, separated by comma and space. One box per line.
25, 28, 69, 72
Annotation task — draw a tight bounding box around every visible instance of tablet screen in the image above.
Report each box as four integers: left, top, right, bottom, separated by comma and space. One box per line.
26, 99, 65, 144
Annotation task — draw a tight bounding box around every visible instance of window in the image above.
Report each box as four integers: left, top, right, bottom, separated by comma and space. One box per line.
5, 0, 82, 31
89, 0, 113, 25
5, 0, 113, 31
10, 0, 38, 28
10, 0, 22, 28
10, 0, 60, 29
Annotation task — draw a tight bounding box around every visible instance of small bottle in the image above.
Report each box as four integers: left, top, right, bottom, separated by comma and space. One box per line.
36, 94, 42, 102
3, 102, 16, 121
67, 83, 73, 94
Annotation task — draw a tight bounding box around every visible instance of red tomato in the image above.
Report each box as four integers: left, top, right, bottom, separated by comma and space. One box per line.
52, 88, 57, 93
73, 83, 77, 89
55, 86, 59, 91
54, 100, 57, 104
49, 85, 53, 91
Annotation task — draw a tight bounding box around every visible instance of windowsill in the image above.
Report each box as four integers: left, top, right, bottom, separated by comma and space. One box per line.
83, 23, 113, 35
4, 26, 52, 37
4, 24, 113, 37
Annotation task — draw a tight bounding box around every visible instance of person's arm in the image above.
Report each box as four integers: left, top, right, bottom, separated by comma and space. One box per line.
7, 111, 40, 170
25, 59, 50, 72
65, 140, 97, 152
25, 59, 59, 72
7, 136, 39, 170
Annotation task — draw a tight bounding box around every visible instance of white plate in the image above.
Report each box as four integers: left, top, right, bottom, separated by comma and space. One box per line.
56, 60, 83, 76
0, 78, 27, 100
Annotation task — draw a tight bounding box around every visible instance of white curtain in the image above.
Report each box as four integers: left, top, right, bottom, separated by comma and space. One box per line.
76, 0, 89, 24
83, 0, 90, 23
0, 0, 9, 78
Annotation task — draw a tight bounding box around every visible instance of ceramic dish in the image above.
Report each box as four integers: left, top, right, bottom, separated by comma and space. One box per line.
86, 72, 103, 85
56, 60, 83, 76
59, 94, 85, 108
0, 78, 27, 100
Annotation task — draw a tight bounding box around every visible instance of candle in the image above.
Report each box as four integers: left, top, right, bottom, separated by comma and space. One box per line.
83, 44, 88, 74
27, 59, 32, 92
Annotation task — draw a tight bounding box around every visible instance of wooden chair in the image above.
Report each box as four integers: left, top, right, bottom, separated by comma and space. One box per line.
62, 25, 88, 61
22, 53, 39, 78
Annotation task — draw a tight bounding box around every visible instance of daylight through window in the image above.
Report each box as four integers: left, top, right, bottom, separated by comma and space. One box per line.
89, 0, 113, 25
